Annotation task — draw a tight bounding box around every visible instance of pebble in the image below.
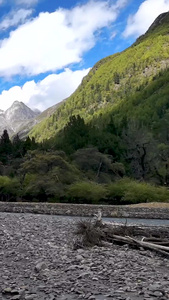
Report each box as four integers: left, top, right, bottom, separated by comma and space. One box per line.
34, 261, 47, 272
11, 296, 21, 300
25, 294, 37, 299
3, 287, 12, 293
76, 255, 83, 260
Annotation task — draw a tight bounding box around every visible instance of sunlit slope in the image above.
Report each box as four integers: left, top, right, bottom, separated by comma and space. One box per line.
30, 12, 169, 142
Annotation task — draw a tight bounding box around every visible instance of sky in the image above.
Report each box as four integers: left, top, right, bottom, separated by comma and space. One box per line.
0, 0, 169, 112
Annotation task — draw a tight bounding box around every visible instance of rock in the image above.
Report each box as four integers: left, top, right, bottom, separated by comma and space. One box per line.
89, 296, 96, 299
11, 289, 20, 295
11, 295, 21, 300
3, 287, 12, 293
153, 291, 164, 297
149, 283, 161, 291
37, 285, 46, 291
62, 255, 67, 260
78, 272, 92, 278
34, 262, 47, 272
25, 294, 37, 300
48, 294, 56, 300
76, 255, 83, 261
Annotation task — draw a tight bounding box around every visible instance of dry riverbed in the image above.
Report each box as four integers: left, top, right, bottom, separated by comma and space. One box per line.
0, 213, 169, 300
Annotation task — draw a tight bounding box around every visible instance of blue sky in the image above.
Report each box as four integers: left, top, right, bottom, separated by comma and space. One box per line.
0, 0, 169, 111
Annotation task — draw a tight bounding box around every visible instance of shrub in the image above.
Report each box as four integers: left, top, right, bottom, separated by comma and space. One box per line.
106, 178, 130, 204
0, 176, 21, 201
67, 181, 107, 204
107, 178, 169, 204
22, 173, 65, 202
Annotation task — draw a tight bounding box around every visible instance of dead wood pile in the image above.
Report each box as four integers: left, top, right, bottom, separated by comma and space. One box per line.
73, 212, 169, 257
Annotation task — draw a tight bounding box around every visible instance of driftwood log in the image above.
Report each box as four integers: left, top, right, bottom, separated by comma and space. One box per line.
111, 235, 169, 257
74, 211, 169, 257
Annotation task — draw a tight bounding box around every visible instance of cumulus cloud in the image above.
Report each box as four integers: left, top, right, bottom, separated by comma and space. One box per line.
0, 0, 124, 78
0, 9, 33, 30
0, 68, 90, 111
123, 0, 169, 38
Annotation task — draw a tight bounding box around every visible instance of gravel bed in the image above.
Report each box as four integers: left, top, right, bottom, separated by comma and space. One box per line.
0, 212, 169, 300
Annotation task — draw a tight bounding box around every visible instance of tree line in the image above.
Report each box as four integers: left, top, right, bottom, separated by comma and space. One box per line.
0, 112, 169, 204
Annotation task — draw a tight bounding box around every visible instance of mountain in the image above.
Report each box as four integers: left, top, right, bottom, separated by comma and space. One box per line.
0, 99, 67, 139
29, 11, 169, 142
0, 101, 40, 137
0, 110, 13, 136
5, 101, 39, 131
16, 100, 65, 139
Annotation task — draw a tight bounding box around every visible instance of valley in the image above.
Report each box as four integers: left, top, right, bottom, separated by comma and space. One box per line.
1, 12, 169, 205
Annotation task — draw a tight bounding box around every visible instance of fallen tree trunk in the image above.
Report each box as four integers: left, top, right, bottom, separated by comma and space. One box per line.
128, 236, 169, 257
142, 237, 169, 246
102, 234, 169, 257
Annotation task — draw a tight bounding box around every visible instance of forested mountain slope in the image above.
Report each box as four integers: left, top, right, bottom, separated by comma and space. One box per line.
30, 12, 169, 142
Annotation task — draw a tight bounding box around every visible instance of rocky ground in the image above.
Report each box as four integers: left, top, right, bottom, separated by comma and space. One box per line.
0, 213, 169, 300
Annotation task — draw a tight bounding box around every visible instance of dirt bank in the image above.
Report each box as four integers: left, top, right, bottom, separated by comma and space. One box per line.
0, 202, 169, 219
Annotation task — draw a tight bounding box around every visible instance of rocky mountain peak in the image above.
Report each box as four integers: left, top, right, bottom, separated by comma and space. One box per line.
5, 101, 38, 122
11, 100, 27, 109
12, 100, 22, 106
0, 101, 41, 136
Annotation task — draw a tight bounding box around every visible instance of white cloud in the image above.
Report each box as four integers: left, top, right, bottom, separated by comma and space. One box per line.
123, 0, 169, 38
0, 0, 124, 78
0, 9, 33, 30
0, 0, 38, 7
110, 31, 117, 39
0, 68, 90, 111
15, 0, 38, 4
114, 0, 129, 9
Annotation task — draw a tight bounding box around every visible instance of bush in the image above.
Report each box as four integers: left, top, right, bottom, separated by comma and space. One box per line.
0, 176, 21, 201
22, 173, 65, 202
67, 181, 107, 204
107, 178, 169, 204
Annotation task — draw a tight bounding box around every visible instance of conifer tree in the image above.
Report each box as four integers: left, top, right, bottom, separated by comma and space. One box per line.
0, 130, 12, 163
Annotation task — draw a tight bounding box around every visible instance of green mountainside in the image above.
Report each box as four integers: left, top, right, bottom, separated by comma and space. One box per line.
30, 12, 169, 142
